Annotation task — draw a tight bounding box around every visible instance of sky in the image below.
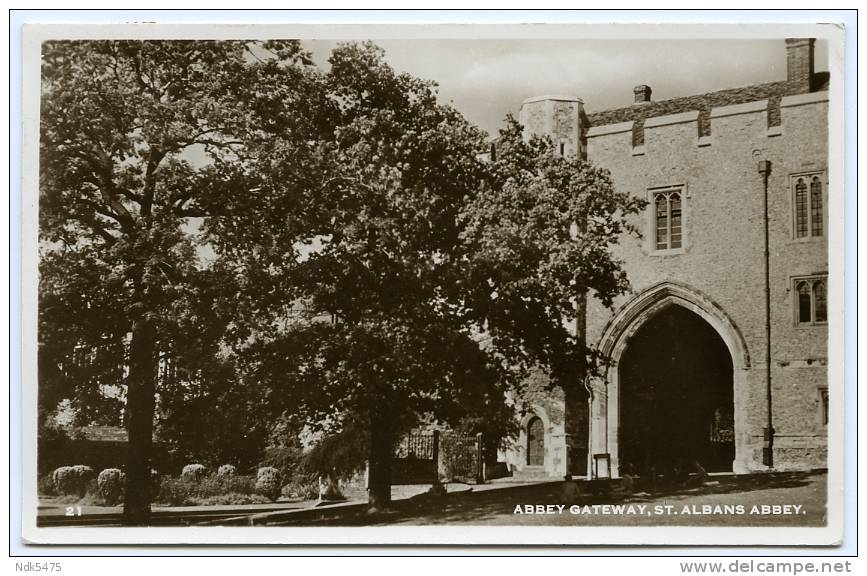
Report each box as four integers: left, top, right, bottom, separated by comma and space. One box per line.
187, 36, 830, 265
303, 38, 829, 137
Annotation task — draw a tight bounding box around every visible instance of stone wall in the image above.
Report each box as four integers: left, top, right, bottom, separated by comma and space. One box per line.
583, 92, 829, 473
501, 370, 568, 478
508, 38, 830, 477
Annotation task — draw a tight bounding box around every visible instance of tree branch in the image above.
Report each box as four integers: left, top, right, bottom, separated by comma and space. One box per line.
131, 52, 150, 94
73, 197, 131, 231
141, 147, 167, 221
175, 207, 210, 218
321, 175, 375, 195
89, 223, 118, 246
176, 127, 247, 150
78, 149, 137, 230
244, 45, 267, 64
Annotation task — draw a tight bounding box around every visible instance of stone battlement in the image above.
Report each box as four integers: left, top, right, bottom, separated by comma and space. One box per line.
585, 91, 828, 159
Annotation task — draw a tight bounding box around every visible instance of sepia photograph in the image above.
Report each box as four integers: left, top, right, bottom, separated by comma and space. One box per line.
18, 20, 845, 546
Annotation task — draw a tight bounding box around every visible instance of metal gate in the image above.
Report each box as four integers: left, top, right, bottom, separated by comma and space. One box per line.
440, 431, 482, 483
393, 430, 437, 484
393, 429, 484, 484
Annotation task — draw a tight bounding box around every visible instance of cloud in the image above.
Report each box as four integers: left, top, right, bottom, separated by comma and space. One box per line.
303, 38, 828, 136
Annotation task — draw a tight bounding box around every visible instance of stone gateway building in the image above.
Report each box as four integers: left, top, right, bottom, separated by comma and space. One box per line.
504, 38, 829, 480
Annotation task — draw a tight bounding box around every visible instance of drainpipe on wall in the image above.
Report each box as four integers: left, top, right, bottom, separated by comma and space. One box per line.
583, 375, 593, 478
758, 158, 775, 468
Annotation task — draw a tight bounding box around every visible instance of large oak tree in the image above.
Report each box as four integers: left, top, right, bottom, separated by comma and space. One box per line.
40, 39, 643, 518
38, 39, 323, 524
238, 42, 509, 508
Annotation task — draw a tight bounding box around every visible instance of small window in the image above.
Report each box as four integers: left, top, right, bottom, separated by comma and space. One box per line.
794, 276, 828, 325
652, 188, 683, 251
792, 173, 825, 239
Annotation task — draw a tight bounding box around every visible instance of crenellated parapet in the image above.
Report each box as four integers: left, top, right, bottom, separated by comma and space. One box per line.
585, 92, 828, 160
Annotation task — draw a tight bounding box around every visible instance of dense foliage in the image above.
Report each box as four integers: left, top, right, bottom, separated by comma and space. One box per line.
96, 468, 125, 505
460, 117, 646, 386
39, 39, 642, 516
39, 40, 322, 523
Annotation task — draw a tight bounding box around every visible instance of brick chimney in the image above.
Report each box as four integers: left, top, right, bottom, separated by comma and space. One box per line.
785, 38, 815, 93
633, 84, 652, 104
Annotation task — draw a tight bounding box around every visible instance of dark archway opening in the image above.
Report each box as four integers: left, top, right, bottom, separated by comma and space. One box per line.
526, 416, 545, 466
619, 304, 734, 477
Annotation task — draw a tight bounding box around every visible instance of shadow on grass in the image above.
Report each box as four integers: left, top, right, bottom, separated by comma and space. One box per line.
267, 470, 826, 527
629, 470, 819, 500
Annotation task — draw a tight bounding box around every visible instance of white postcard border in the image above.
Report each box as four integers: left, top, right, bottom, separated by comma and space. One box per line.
18, 20, 848, 547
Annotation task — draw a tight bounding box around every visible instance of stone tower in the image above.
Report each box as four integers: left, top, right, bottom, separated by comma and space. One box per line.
518, 95, 586, 158
516, 94, 590, 478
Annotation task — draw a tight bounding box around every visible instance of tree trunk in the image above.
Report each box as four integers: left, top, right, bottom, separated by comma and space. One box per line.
122, 316, 158, 526
367, 411, 392, 510
563, 286, 589, 478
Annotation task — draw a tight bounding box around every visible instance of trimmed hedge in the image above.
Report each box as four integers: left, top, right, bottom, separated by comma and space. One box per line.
97, 468, 125, 505
52, 465, 94, 496
181, 464, 206, 482
255, 467, 281, 502
156, 473, 257, 507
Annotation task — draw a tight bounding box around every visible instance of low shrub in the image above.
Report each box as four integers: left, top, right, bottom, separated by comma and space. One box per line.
255, 467, 281, 501
72, 464, 95, 481
181, 464, 206, 482
156, 476, 194, 507
280, 473, 320, 500
38, 473, 57, 497
97, 468, 125, 505
52, 465, 94, 497
217, 464, 236, 477
195, 474, 255, 498
191, 493, 272, 506
260, 443, 304, 484
154, 473, 257, 506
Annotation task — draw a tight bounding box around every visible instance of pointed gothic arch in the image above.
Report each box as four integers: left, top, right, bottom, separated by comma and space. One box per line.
590, 281, 752, 476
598, 281, 751, 370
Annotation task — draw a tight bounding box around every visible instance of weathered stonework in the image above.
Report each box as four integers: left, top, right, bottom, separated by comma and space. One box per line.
510, 39, 829, 478
519, 95, 586, 158
502, 371, 567, 478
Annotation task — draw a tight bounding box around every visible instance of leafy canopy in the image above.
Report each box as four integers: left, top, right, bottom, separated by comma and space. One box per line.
459, 117, 646, 386
38, 40, 320, 433
39, 40, 644, 486
242, 42, 510, 445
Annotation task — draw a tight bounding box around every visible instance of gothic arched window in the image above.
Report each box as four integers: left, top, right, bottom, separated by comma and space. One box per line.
810, 176, 824, 237
793, 173, 825, 239
795, 276, 828, 325
653, 188, 683, 251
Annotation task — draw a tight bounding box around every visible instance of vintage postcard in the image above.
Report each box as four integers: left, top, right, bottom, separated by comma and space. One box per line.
19, 20, 846, 546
